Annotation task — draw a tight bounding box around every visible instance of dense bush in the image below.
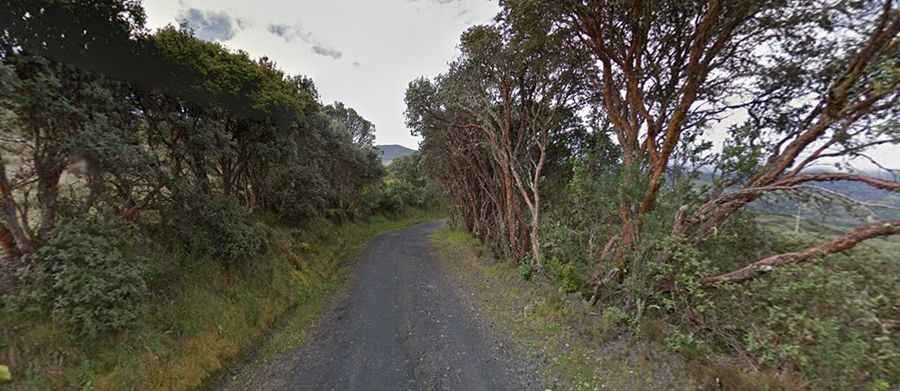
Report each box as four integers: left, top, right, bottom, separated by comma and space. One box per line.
0, 5, 386, 263
636, 225, 900, 390
165, 195, 265, 263
14, 219, 148, 337
267, 165, 332, 226
376, 179, 420, 213
0, 1, 390, 346
726, 252, 898, 389
368, 153, 442, 214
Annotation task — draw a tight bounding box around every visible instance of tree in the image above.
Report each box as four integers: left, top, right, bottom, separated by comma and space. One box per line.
1, 0, 148, 80
324, 102, 376, 148
0, 3, 386, 259
407, 19, 590, 265
503, 0, 899, 284
406, 77, 509, 250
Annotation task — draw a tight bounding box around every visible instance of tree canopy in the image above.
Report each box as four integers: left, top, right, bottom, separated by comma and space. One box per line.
407, 1, 899, 386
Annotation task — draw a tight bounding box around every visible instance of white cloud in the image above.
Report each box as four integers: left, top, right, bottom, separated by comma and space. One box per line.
312, 44, 342, 60
267, 23, 313, 44
176, 8, 241, 42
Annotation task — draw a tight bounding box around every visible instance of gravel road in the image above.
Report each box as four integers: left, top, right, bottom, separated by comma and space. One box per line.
215, 221, 543, 391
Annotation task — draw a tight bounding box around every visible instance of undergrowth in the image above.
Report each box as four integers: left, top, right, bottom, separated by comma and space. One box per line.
431, 226, 695, 390
0, 210, 440, 390
437, 211, 900, 390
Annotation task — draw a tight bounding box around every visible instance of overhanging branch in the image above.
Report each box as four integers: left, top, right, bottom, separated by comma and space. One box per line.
702, 219, 900, 285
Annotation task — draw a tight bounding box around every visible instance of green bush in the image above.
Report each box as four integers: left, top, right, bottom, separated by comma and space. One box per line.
266, 165, 331, 226
518, 262, 534, 281
369, 153, 443, 215
653, 232, 899, 390
735, 262, 898, 389
544, 257, 583, 293
166, 196, 265, 262
650, 236, 718, 316
14, 219, 148, 337
598, 305, 629, 334
375, 179, 411, 214
372, 177, 437, 214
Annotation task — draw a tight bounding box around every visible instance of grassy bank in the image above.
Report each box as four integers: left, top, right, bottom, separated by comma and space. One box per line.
431, 226, 696, 390
432, 221, 899, 390
1, 210, 441, 390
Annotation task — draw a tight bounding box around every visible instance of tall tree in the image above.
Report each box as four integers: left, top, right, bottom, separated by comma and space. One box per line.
407, 19, 590, 265
324, 102, 377, 148
503, 0, 899, 282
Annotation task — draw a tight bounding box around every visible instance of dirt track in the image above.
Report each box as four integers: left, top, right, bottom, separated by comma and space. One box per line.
215, 221, 543, 391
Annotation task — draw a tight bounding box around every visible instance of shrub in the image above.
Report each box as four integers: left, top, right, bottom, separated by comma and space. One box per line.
544, 257, 583, 293
165, 196, 265, 262
598, 305, 629, 335
650, 236, 718, 317
14, 219, 148, 337
518, 262, 534, 281
375, 179, 411, 214
266, 165, 331, 226
735, 261, 897, 389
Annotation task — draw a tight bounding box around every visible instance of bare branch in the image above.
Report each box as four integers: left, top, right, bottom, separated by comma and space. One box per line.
703, 220, 900, 285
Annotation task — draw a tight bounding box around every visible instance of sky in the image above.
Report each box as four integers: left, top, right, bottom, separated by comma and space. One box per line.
141, 0, 898, 170
141, 0, 500, 150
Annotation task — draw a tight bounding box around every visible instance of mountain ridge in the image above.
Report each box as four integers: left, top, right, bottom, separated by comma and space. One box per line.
376, 144, 417, 165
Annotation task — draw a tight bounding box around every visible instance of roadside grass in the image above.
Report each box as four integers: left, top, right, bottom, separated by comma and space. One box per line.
433, 218, 899, 391
430, 226, 696, 391
0, 209, 442, 391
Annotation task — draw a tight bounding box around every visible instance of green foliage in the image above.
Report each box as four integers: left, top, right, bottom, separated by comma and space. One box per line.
544, 257, 583, 293
324, 101, 376, 147
0, 211, 438, 390
734, 261, 898, 389
368, 153, 442, 214
0, 2, 418, 389
650, 228, 900, 390
664, 330, 708, 361
598, 305, 629, 334
410, 0, 900, 389
650, 236, 718, 316
266, 164, 332, 225
164, 195, 265, 263
518, 262, 533, 281
14, 219, 148, 337
374, 178, 415, 213
546, 152, 899, 389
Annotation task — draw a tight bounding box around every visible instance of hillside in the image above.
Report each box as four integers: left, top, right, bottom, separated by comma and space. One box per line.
376, 144, 417, 165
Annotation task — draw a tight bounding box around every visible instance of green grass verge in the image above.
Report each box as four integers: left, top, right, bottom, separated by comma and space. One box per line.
432, 220, 897, 391
0, 209, 442, 391
430, 226, 696, 391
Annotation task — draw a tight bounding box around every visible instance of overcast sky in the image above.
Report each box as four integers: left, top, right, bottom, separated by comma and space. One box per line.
141, 0, 898, 169
142, 0, 499, 150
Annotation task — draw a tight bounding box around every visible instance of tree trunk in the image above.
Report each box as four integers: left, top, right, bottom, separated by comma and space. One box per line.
0, 160, 33, 254
36, 167, 63, 243
0, 225, 20, 258
529, 205, 541, 267
501, 163, 521, 259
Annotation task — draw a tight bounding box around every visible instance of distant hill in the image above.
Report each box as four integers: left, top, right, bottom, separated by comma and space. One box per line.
376, 144, 417, 165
